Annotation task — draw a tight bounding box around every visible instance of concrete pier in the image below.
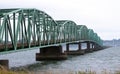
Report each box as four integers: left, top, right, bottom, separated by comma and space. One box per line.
65, 50, 85, 55
85, 41, 93, 53
65, 42, 85, 55
36, 45, 67, 60
0, 60, 9, 69
65, 41, 102, 55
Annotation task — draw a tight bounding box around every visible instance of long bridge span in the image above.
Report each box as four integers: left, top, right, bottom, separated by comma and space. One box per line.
0, 8, 103, 68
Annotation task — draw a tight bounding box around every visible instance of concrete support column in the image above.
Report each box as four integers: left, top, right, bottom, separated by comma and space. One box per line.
85, 41, 91, 53
92, 43, 94, 49
90, 43, 92, 49
87, 41, 90, 49
0, 60, 9, 70
94, 44, 97, 49
66, 44, 69, 52
36, 45, 67, 60
65, 42, 85, 55
93, 43, 100, 51
78, 42, 81, 50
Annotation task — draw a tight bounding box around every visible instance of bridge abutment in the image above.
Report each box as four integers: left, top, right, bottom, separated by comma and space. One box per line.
0, 60, 9, 70
36, 45, 67, 61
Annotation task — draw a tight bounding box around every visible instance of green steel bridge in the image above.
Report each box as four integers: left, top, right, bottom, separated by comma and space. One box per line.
0, 8, 103, 53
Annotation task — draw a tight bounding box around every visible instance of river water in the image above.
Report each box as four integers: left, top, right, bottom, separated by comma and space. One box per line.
0, 45, 120, 72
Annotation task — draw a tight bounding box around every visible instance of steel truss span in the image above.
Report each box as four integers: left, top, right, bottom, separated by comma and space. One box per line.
0, 8, 103, 51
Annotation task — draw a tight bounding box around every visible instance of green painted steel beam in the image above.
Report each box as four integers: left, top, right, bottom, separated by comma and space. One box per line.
0, 8, 103, 52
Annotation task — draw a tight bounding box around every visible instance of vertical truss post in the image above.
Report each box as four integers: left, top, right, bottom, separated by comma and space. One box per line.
64, 25, 66, 42
33, 10, 36, 46
0, 18, 1, 27
5, 16, 8, 51
27, 10, 31, 48
21, 16, 24, 48
13, 13, 16, 50
37, 17, 40, 46
43, 14, 45, 45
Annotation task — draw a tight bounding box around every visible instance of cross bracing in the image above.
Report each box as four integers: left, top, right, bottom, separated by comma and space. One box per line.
0, 8, 103, 52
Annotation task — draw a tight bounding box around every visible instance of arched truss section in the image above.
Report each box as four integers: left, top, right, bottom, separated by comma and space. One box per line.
56, 20, 77, 42
93, 33, 101, 45
77, 25, 88, 40
97, 37, 102, 45
0, 8, 103, 51
88, 29, 103, 45
0, 8, 59, 51
97, 36, 103, 46
93, 33, 98, 41
88, 29, 94, 40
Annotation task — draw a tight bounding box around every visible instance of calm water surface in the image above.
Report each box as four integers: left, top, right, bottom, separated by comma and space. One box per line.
0, 45, 120, 72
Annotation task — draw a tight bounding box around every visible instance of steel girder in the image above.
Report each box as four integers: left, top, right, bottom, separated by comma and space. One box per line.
77, 25, 88, 40
56, 20, 77, 42
0, 8, 103, 51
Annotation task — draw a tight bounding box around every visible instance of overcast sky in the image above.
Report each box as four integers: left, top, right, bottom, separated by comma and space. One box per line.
1, 0, 120, 40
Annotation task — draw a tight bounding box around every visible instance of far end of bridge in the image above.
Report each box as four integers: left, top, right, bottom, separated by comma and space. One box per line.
36, 40, 104, 61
